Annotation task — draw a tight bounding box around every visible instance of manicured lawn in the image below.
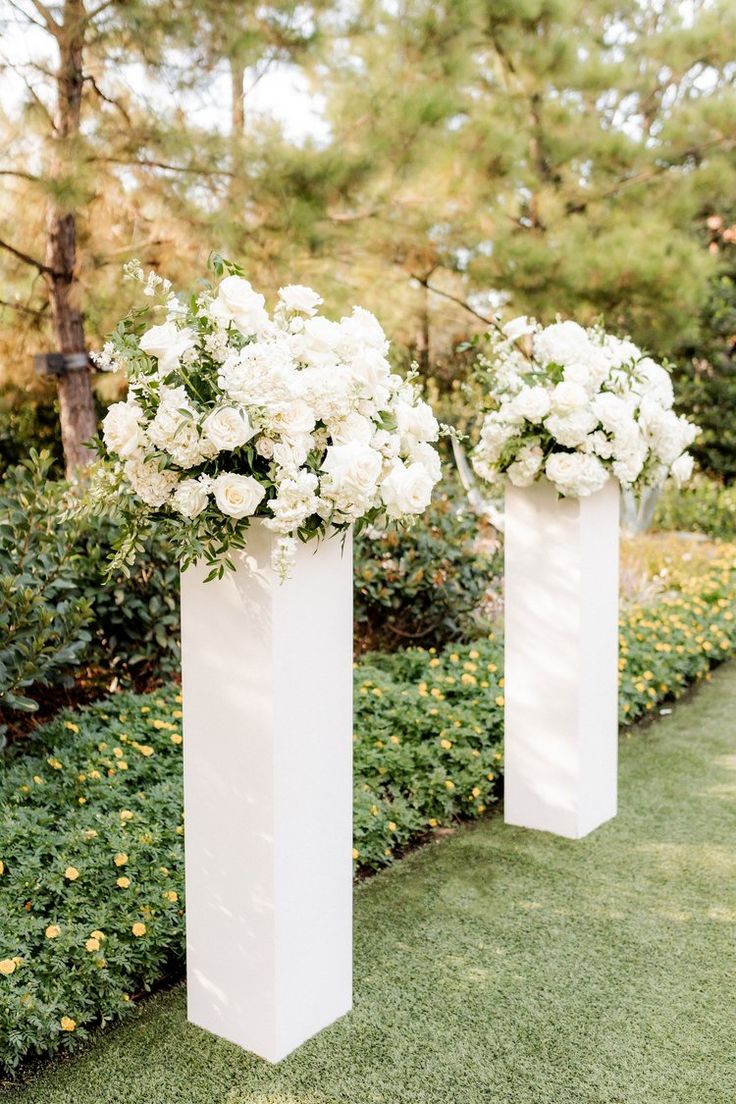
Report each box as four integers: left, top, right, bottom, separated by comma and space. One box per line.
5, 666, 736, 1104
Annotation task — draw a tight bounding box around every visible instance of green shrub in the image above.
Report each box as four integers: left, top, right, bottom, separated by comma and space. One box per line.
0, 688, 184, 1072
0, 390, 64, 478
354, 485, 498, 653
0, 455, 92, 729
653, 476, 736, 541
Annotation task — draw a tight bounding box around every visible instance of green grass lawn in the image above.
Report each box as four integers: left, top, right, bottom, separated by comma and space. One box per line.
5, 666, 736, 1104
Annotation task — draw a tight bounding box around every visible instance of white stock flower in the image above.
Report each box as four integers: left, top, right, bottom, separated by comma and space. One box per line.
139, 322, 196, 374
103, 400, 145, 458
171, 478, 209, 519
212, 473, 266, 518
203, 407, 255, 452
210, 276, 269, 335
545, 452, 609, 497
381, 459, 434, 517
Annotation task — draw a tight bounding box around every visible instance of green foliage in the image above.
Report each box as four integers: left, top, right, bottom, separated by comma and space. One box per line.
0, 455, 180, 732
0, 391, 64, 478
0, 688, 185, 1072
0, 455, 92, 725
354, 486, 498, 652
653, 477, 736, 541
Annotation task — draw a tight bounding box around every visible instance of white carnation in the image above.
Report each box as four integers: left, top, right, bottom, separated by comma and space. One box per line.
171, 478, 209, 519
124, 458, 179, 508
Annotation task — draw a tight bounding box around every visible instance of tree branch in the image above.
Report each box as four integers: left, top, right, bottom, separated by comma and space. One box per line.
83, 73, 131, 124
28, 0, 60, 35
0, 235, 55, 275
411, 273, 493, 325
0, 297, 48, 317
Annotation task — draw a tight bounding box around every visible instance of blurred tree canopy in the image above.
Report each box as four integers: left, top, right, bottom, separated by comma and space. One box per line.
1, 0, 735, 471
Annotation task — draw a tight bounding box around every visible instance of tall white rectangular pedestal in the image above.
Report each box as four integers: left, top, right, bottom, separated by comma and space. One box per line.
504, 478, 619, 839
180, 523, 353, 1062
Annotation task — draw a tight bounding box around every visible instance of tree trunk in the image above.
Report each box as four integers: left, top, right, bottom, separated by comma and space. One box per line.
46, 0, 97, 478
231, 59, 245, 136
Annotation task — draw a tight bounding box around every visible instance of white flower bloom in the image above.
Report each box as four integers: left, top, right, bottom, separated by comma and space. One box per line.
507, 444, 544, 487
670, 452, 695, 488
102, 400, 145, 458
321, 442, 383, 501
502, 315, 535, 342
212, 472, 265, 518
171, 478, 209, 519
550, 381, 589, 414
269, 398, 316, 440
330, 412, 375, 446
202, 407, 255, 452
139, 322, 196, 374
409, 440, 443, 484
510, 385, 551, 423
545, 409, 598, 448
123, 458, 179, 508
396, 398, 439, 447
291, 316, 342, 368
278, 285, 323, 316
210, 276, 269, 335
381, 459, 435, 517
337, 306, 388, 357
545, 452, 609, 497
266, 470, 320, 531
533, 320, 593, 367
635, 357, 674, 409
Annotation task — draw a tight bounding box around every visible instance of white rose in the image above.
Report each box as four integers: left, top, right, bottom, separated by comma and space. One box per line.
381, 459, 434, 517
545, 409, 598, 447
592, 392, 634, 434
291, 316, 342, 367
139, 322, 196, 374
337, 306, 388, 356
510, 385, 551, 423
269, 398, 316, 440
396, 399, 439, 446
202, 407, 255, 452
550, 381, 589, 414
507, 444, 544, 488
212, 472, 266, 519
278, 284, 323, 316
545, 452, 609, 497
171, 478, 209, 519
533, 320, 594, 367
636, 357, 675, 409
103, 400, 145, 458
321, 442, 383, 500
350, 348, 392, 396
670, 452, 695, 488
409, 440, 442, 484
210, 276, 269, 335
330, 412, 374, 446
502, 315, 535, 342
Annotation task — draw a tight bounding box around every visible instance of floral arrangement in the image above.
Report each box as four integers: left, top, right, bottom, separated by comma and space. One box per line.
94, 258, 441, 578
471, 317, 700, 498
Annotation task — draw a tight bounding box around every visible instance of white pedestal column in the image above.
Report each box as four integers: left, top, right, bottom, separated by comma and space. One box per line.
180, 523, 353, 1062
504, 477, 619, 839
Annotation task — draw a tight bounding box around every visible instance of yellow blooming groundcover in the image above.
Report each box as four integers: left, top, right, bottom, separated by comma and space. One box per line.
1, 534, 735, 1071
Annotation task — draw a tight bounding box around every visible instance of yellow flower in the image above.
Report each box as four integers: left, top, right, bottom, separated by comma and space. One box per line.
113, 748, 123, 759
85, 938, 100, 953
444, 779, 455, 791
163, 890, 178, 903
89, 770, 101, 781
131, 922, 146, 937
64, 721, 79, 733
351, 848, 359, 860
170, 733, 183, 745
65, 866, 80, 881
60, 1016, 76, 1032
140, 706, 150, 714
83, 829, 97, 839
0, 860, 4, 875
47, 757, 63, 771
114, 853, 128, 867
119, 809, 134, 822
45, 924, 61, 939
172, 709, 183, 719
175, 693, 182, 704
116, 876, 130, 888
495, 696, 505, 707
387, 821, 397, 832
0, 959, 16, 976
91, 930, 105, 941
440, 738, 452, 750
390, 735, 400, 745
33, 775, 43, 785
472, 787, 481, 798
428, 818, 438, 828
139, 746, 154, 757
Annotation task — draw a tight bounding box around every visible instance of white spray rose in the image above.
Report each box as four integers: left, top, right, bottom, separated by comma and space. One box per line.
212, 473, 266, 519
171, 478, 209, 519
210, 276, 269, 335
102, 400, 145, 458
202, 407, 255, 451
381, 459, 435, 517
277, 285, 323, 316
139, 322, 196, 374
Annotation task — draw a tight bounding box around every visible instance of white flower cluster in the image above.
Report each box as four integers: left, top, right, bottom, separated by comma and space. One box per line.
472, 317, 699, 498
101, 271, 441, 575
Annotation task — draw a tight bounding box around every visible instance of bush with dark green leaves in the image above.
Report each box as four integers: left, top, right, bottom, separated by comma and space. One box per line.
0, 454, 92, 730
354, 485, 498, 653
